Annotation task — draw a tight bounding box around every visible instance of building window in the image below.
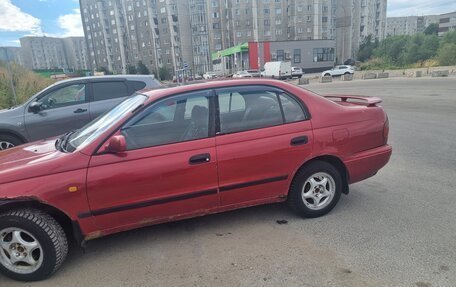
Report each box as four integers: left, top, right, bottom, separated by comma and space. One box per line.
313, 48, 334, 62
275, 8, 282, 14
277, 50, 284, 61
293, 49, 301, 63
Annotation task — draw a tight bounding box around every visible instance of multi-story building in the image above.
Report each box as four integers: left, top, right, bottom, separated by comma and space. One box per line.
81, 0, 338, 76
335, 0, 387, 63
438, 12, 456, 36
0, 47, 23, 66
20, 37, 67, 70
386, 15, 439, 36
19, 36, 88, 70
80, 0, 193, 77
63, 37, 90, 70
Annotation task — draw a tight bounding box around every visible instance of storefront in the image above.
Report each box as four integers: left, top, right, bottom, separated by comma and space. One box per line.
212, 39, 336, 75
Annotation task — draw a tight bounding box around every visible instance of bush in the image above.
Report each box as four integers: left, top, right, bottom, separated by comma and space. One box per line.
0, 61, 55, 109
437, 43, 456, 66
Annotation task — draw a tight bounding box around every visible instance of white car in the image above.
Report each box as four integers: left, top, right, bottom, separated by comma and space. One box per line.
291, 67, 304, 78
203, 72, 217, 80
322, 65, 355, 77
232, 70, 253, 78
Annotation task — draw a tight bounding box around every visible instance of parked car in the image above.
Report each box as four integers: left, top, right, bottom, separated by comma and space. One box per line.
232, 70, 253, 78
321, 65, 355, 77
246, 69, 261, 77
203, 72, 217, 80
0, 79, 391, 281
0, 75, 161, 150
291, 67, 304, 78
263, 61, 292, 79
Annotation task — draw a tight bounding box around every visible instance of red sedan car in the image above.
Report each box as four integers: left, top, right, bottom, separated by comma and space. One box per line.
0, 79, 391, 281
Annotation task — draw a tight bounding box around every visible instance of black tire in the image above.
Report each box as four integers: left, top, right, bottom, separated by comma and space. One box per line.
0, 134, 23, 150
324, 73, 331, 77
288, 161, 342, 218
344, 72, 350, 75
0, 209, 68, 282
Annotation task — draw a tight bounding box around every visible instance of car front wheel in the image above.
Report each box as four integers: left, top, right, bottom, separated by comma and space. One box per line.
288, 161, 342, 218
324, 73, 331, 77
0, 134, 23, 150
0, 209, 68, 282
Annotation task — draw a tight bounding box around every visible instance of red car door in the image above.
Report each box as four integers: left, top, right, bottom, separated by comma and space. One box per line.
85, 90, 219, 230
215, 85, 313, 206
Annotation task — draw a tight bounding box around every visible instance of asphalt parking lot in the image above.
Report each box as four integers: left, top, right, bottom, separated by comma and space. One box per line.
3, 77, 456, 287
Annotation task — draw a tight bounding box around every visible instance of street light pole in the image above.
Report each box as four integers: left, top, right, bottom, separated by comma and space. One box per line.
1, 48, 18, 106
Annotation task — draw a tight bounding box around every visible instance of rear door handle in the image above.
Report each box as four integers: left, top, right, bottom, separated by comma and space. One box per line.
74, 108, 88, 114
189, 153, 211, 165
291, 136, 308, 146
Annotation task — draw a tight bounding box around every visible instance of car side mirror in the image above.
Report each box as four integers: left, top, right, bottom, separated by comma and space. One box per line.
104, 135, 127, 153
29, 102, 42, 113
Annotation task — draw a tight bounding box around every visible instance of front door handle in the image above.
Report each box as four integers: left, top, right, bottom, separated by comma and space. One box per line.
291, 136, 308, 146
74, 108, 88, 114
189, 153, 211, 165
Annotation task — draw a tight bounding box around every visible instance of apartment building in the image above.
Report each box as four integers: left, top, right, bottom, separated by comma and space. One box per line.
81, 0, 339, 75
0, 47, 23, 66
19, 36, 88, 70
386, 15, 440, 36
335, 0, 387, 63
438, 12, 456, 36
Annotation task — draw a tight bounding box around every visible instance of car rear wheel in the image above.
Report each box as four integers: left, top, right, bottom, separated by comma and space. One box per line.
0, 209, 68, 282
288, 161, 342, 218
344, 72, 350, 75
0, 134, 23, 151
324, 73, 331, 77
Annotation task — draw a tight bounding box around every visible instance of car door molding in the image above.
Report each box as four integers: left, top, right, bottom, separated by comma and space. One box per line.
219, 175, 288, 192
78, 188, 218, 218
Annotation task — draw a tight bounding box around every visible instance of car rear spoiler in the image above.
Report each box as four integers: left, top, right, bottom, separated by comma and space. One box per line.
323, 95, 382, 107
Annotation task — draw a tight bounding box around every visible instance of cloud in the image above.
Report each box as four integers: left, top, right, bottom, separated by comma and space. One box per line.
388, 0, 456, 17
57, 9, 84, 37
0, 0, 42, 35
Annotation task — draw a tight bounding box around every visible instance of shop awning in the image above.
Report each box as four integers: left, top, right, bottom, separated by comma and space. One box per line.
211, 42, 249, 60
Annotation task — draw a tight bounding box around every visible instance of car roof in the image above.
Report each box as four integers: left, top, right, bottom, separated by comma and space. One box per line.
140, 79, 290, 104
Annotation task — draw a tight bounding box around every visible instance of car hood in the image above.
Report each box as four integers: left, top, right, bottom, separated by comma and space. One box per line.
0, 139, 90, 185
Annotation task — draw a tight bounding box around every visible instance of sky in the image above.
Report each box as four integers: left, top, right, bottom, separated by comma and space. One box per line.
1, 0, 456, 47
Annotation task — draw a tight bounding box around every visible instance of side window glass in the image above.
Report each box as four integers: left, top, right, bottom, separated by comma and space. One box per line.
219, 92, 245, 114
279, 93, 306, 123
128, 80, 147, 92
218, 87, 283, 134
92, 82, 129, 101
122, 90, 211, 150
185, 96, 209, 119
37, 84, 86, 110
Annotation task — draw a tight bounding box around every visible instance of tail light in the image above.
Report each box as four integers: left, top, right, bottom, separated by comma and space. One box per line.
383, 116, 389, 144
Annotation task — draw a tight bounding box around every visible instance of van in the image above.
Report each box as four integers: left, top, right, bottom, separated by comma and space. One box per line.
263, 61, 292, 80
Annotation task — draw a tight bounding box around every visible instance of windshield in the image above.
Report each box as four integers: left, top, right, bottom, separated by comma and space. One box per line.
65, 94, 148, 152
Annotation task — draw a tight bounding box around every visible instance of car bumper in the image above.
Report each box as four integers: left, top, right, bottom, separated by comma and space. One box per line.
344, 145, 392, 184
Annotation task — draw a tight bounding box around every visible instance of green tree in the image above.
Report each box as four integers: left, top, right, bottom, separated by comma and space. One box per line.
357, 35, 378, 62
158, 66, 171, 80
136, 61, 150, 75
424, 23, 439, 35
127, 64, 137, 74
437, 43, 456, 65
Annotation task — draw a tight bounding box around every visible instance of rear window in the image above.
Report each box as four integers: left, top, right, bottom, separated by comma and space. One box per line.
92, 81, 129, 101
129, 80, 147, 91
